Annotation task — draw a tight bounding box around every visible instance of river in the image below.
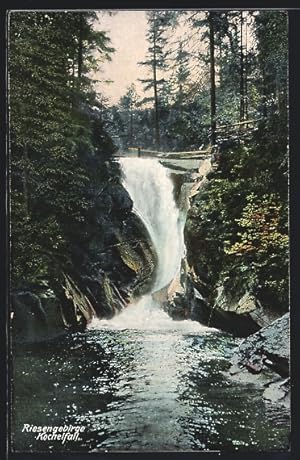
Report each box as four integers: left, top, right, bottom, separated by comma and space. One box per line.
12, 324, 289, 452
11, 158, 290, 452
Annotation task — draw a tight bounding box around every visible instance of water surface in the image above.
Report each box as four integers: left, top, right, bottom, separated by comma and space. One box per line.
12, 316, 290, 452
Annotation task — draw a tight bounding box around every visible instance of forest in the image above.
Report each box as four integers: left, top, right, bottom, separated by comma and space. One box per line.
10, 10, 288, 321
9, 10, 290, 453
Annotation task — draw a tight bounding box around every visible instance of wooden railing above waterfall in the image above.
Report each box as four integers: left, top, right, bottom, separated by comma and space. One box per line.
113, 118, 263, 160
215, 118, 262, 137
115, 147, 212, 160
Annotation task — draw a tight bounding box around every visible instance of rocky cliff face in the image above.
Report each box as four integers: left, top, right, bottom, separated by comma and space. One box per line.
183, 161, 285, 336
228, 313, 290, 407
159, 151, 287, 341
11, 159, 157, 343
179, 276, 282, 337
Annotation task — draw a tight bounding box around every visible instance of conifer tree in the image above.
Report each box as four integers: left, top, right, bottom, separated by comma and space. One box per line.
9, 11, 114, 288
139, 11, 175, 148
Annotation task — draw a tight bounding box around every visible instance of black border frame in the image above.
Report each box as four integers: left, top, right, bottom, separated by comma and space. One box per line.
1, 2, 299, 460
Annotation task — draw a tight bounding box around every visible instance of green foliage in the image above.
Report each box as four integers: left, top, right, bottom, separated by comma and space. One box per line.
9, 12, 115, 291
225, 193, 288, 256
186, 128, 289, 312
223, 192, 288, 310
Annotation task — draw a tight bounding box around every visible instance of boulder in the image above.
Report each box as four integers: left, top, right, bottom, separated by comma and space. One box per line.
183, 276, 261, 336
214, 287, 280, 328
230, 312, 289, 375
263, 378, 290, 408
164, 292, 190, 320
186, 281, 281, 337
228, 313, 290, 406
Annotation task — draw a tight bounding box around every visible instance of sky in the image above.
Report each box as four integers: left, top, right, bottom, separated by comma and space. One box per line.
94, 11, 149, 105
92, 10, 255, 107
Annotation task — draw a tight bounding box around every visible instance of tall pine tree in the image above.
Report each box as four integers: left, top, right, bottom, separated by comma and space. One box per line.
139, 11, 175, 148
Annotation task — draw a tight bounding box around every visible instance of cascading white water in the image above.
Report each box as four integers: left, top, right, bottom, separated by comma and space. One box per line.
89, 157, 212, 332
120, 158, 185, 291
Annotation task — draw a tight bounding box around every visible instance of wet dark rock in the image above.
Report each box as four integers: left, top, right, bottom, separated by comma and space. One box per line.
180, 264, 281, 336
12, 163, 157, 342
55, 198, 157, 328
227, 313, 290, 406
62, 274, 96, 324
165, 274, 209, 323
213, 287, 280, 329
107, 182, 133, 217
11, 292, 67, 343
263, 378, 290, 408
230, 313, 289, 374
180, 275, 262, 337
164, 292, 190, 320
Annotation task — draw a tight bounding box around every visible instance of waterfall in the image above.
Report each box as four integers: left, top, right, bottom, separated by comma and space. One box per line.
119, 157, 185, 292
89, 156, 211, 332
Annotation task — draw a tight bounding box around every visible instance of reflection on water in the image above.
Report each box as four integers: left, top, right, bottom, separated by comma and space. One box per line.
12, 322, 290, 452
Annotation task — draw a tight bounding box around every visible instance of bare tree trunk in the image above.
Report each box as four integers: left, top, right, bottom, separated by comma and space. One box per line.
178, 42, 184, 112
72, 59, 75, 87
78, 13, 84, 80
71, 57, 76, 108
244, 13, 248, 119
239, 11, 245, 122
262, 68, 267, 118
23, 144, 29, 217
219, 43, 223, 87
129, 105, 133, 142
153, 27, 160, 149
209, 12, 216, 145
